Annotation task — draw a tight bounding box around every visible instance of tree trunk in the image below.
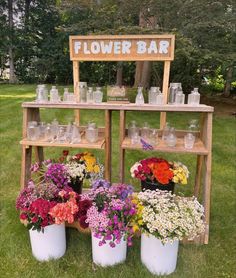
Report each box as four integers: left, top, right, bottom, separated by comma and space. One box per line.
133, 10, 154, 88
116, 62, 123, 86
8, 0, 17, 83
223, 65, 234, 97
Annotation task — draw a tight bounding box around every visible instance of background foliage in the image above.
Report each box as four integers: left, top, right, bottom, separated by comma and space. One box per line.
0, 0, 235, 95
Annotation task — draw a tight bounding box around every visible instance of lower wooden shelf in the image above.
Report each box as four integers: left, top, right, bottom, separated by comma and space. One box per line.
121, 136, 208, 155
20, 132, 105, 149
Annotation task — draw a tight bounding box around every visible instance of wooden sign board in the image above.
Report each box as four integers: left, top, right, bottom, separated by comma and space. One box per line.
107, 86, 129, 103
69, 35, 175, 61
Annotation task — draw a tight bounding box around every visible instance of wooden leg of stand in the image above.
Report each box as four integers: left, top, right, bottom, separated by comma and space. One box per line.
119, 110, 126, 183
21, 146, 32, 188
105, 110, 112, 181
194, 155, 204, 197
34, 146, 44, 163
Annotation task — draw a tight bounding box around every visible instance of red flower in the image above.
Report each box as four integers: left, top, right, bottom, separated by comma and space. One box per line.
63, 150, 69, 156
32, 216, 38, 223
79, 215, 89, 229
20, 213, 27, 220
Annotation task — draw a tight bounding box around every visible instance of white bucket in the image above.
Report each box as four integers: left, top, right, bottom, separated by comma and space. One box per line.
141, 233, 179, 275
29, 223, 66, 261
92, 232, 127, 267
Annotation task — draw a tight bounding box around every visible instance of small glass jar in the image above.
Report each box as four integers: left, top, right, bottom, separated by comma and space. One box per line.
128, 121, 138, 139
184, 133, 195, 149
87, 87, 94, 103
148, 87, 158, 104
149, 129, 158, 146
131, 131, 140, 145
156, 88, 164, 105
162, 122, 170, 141
63, 88, 69, 102
50, 86, 60, 103
141, 122, 150, 139
86, 122, 98, 143
27, 122, 40, 141
71, 123, 81, 143
36, 85, 48, 103
135, 87, 144, 105
93, 87, 103, 103
79, 84, 87, 103
166, 127, 177, 147
175, 91, 185, 105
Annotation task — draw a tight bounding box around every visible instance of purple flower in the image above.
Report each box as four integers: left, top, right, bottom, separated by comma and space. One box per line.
92, 179, 111, 190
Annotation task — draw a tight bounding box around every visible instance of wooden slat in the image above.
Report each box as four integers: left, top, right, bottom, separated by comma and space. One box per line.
119, 110, 126, 183
21, 146, 32, 188
160, 60, 171, 129
22, 102, 214, 112
73, 60, 80, 124
202, 112, 213, 244
121, 136, 208, 155
104, 110, 112, 181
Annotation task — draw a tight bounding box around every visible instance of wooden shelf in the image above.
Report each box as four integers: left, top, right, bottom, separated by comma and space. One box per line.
20, 132, 105, 149
22, 101, 214, 113
121, 136, 208, 155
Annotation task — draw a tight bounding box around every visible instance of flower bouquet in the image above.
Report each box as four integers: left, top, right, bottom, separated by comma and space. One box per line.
130, 157, 189, 192
60, 150, 104, 194
16, 180, 79, 261
134, 189, 205, 275
81, 180, 137, 266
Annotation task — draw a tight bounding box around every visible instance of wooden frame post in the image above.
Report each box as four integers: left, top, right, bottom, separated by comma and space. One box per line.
73, 60, 80, 124
105, 110, 112, 181
119, 110, 126, 183
160, 61, 171, 129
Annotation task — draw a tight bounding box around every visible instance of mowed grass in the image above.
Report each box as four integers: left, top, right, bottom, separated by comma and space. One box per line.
0, 84, 235, 278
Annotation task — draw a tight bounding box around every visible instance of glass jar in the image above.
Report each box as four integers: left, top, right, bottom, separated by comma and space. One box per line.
162, 122, 170, 141
168, 83, 178, 104
148, 87, 158, 104
135, 87, 145, 105
79, 84, 87, 103
156, 87, 164, 105
184, 133, 195, 149
36, 85, 48, 103
166, 128, 177, 147
149, 129, 158, 146
86, 122, 98, 143
50, 86, 60, 103
175, 90, 185, 105
188, 88, 200, 105
128, 121, 138, 139
63, 88, 69, 102
71, 123, 81, 143
93, 87, 103, 103
87, 87, 94, 103
141, 122, 150, 139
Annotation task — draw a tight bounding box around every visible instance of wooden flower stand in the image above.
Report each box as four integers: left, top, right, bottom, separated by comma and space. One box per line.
20, 35, 213, 244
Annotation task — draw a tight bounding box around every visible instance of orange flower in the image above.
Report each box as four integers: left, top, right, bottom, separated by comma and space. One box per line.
149, 161, 174, 184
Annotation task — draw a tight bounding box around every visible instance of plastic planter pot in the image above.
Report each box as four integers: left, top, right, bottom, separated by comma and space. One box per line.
141, 180, 175, 193
92, 232, 127, 267
29, 223, 66, 261
141, 233, 179, 275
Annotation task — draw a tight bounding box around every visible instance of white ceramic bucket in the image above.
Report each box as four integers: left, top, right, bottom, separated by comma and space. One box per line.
29, 223, 66, 261
141, 233, 179, 275
92, 232, 127, 267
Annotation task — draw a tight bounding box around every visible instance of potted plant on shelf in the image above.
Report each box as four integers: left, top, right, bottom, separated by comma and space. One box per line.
130, 157, 189, 192
82, 180, 137, 267
133, 189, 205, 275
16, 181, 79, 261
60, 150, 104, 194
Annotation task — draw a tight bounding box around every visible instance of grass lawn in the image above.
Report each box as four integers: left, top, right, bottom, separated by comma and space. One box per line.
0, 84, 235, 278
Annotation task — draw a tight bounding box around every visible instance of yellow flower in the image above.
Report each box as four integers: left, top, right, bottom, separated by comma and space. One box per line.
93, 165, 100, 173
